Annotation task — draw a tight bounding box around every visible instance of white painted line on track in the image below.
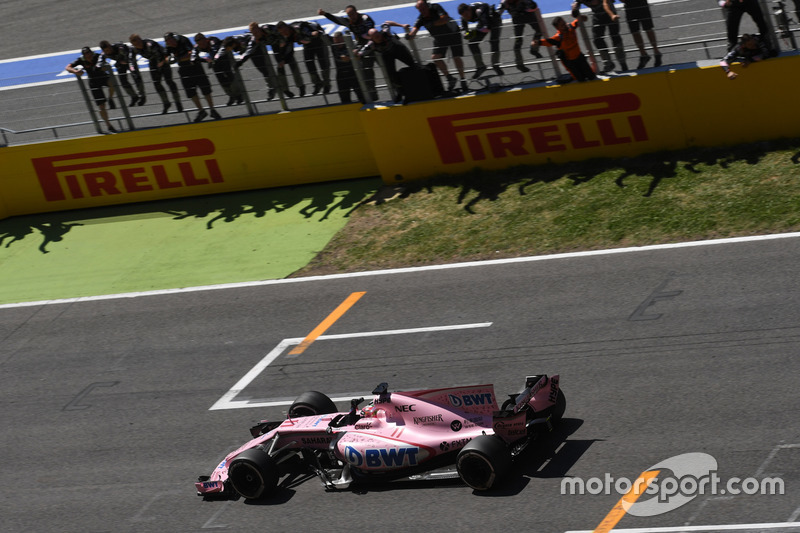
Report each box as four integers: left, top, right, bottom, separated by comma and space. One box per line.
2, 232, 799, 310
208, 322, 492, 411
566, 522, 800, 532
754, 443, 800, 478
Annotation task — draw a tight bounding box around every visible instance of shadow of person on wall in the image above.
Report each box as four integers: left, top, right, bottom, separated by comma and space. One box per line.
32, 222, 84, 253
614, 158, 679, 197
0, 216, 83, 254
0, 218, 35, 249
0, 177, 380, 255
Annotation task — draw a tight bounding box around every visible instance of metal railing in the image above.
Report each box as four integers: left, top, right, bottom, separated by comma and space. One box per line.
1, 0, 796, 147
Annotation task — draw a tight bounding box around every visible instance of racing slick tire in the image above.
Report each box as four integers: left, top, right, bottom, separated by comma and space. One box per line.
227, 448, 279, 500
288, 390, 338, 418
550, 389, 566, 423
456, 435, 512, 491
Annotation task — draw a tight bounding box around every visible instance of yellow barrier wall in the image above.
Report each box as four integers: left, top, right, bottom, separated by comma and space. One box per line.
362, 55, 800, 183
668, 57, 800, 146
2, 55, 799, 219
0, 103, 375, 217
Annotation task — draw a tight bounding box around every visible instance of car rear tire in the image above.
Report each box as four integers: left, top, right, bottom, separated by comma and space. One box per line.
288, 390, 337, 418
550, 389, 566, 423
456, 435, 511, 491
227, 448, 279, 500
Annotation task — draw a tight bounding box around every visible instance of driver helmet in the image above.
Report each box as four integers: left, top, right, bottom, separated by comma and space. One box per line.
361, 404, 377, 418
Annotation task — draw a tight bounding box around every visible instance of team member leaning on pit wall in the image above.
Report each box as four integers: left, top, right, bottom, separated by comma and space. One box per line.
289, 20, 333, 95
534, 14, 598, 82
720, 32, 770, 78
359, 25, 417, 102
275, 22, 310, 97
129, 33, 183, 114
163, 32, 222, 123
318, 5, 379, 101
238, 22, 290, 100
65, 46, 118, 133
215, 35, 249, 105
194, 33, 245, 107
391, 0, 468, 92
498, 0, 544, 71
99, 40, 147, 106
571, 0, 627, 72
331, 31, 364, 103
458, 2, 504, 77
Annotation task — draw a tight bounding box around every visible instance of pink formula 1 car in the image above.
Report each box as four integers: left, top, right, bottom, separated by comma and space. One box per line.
196, 375, 565, 499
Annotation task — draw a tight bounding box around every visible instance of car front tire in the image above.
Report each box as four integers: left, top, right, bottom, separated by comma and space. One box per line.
227, 448, 278, 500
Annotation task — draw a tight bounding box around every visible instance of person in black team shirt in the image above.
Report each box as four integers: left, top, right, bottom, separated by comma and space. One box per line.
99, 40, 146, 106
458, 2, 504, 78
359, 25, 416, 102
390, 0, 467, 92
720, 33, 769, 78
164, 32, 221, 122
330, 31, 363, 103
571, 0, 627, 72
318, 5, 378, 101
214, 35, 248, 105
275, 22, 308, 97
238, 22, 293, 100
65, 47, 117, 132
129, 33, 183, 114
498, 0, 543, 71
290, 20, 332, 95
194, 33, 243, 106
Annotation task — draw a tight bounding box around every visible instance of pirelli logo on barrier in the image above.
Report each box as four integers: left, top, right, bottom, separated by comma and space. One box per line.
32, 139, 224, 202
427, 93, 649, 165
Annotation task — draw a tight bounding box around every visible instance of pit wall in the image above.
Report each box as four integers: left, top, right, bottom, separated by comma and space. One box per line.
0, 103, 373, 219
1, 56, 798, 220
362, 54, 800, 181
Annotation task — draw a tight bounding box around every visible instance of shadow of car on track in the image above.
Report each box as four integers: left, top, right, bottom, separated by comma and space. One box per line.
471, 417, 595, 497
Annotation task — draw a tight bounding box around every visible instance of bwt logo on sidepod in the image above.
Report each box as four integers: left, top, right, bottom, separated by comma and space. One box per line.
448, 393, 493, 408
427, 93, 649, 165
344, 445, 420, 468
31, 139, 224, 202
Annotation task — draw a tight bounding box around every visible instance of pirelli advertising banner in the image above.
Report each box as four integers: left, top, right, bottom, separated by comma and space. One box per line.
1, 56, 798, 219
0, 103, 375, 217
361, 55, 800, 183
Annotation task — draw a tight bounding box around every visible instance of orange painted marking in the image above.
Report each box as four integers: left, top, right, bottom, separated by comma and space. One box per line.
288, 291, 366, 355
593, 470, 660, 533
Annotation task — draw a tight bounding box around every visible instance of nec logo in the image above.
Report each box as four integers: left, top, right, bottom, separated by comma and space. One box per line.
31, 139, 224, 202
427, 93, 649, 165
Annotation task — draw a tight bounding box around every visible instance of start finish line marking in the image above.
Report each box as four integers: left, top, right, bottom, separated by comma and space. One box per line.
208, 322, 492, 411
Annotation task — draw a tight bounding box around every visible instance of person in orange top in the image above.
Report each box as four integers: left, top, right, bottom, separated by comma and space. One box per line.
533, 15, 597, 82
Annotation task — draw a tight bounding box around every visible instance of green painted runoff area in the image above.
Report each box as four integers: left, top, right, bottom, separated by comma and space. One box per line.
0, 178, 381, 305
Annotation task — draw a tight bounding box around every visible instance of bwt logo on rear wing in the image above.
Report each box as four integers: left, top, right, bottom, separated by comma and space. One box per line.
31, 139, 224, 202
427, 93, 649, 165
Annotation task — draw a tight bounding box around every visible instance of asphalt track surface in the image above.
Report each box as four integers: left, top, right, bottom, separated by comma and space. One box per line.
3, 2, 800, 532
3, 235, 800, 532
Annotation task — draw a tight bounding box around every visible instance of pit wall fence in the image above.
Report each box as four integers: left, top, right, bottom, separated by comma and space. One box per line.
1, 55, 798, 221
